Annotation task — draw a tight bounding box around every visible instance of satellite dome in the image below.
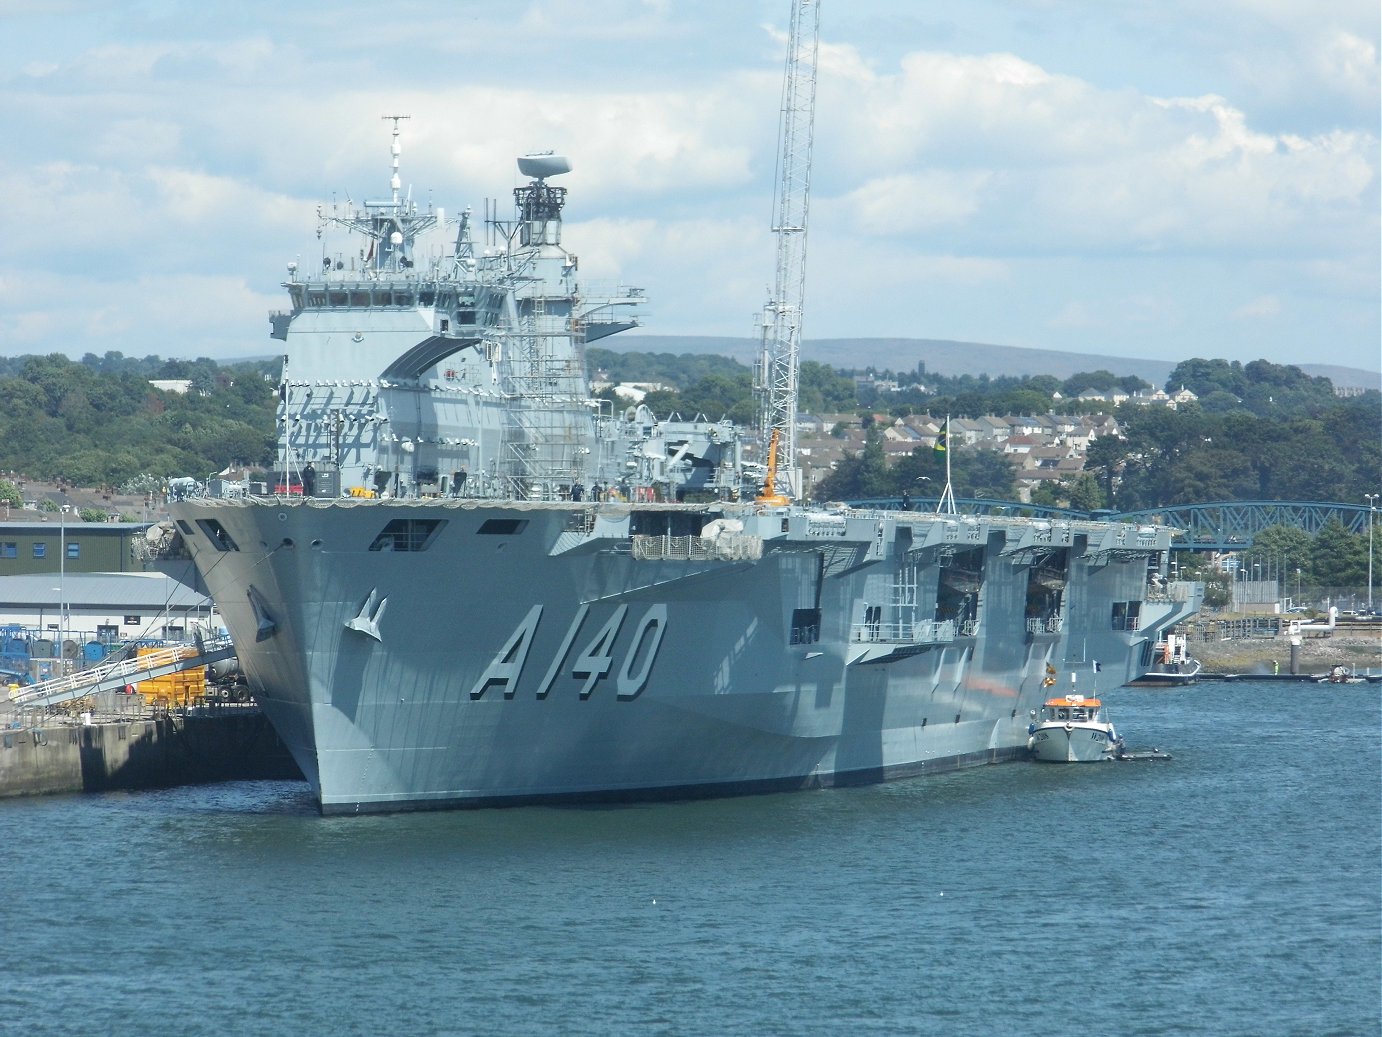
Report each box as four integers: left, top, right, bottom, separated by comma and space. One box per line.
517, 153, 571, 179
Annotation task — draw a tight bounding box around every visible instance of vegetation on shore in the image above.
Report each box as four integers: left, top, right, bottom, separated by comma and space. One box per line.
0, 349, 1374, 577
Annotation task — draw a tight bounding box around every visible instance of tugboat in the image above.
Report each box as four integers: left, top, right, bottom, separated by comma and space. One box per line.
1028, 675, 1123, 763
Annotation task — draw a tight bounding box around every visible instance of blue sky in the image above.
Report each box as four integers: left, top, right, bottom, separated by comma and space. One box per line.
1, 0, 1378, 374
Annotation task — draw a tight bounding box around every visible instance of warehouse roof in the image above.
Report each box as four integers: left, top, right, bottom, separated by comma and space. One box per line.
0, 572, 209, 610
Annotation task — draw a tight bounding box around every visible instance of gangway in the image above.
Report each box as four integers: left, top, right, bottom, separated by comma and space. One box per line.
5, 635, 238, 711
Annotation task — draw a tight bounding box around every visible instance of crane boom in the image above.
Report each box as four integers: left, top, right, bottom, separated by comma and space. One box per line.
756, 0, 820, 503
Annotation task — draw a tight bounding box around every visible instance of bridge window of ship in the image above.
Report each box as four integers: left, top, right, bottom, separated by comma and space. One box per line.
368, 518, 446, 552
195, 519, 240, 552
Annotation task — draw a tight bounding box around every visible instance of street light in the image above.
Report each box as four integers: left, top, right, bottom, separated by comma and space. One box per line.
58, 504, 70, 643
1366, 493, 1379, 614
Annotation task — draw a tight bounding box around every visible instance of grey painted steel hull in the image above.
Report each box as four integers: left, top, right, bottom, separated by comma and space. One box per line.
172, 496, 1192, 814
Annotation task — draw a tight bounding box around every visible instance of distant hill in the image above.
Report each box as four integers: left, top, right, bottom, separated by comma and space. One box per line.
610, 335, 1381, 390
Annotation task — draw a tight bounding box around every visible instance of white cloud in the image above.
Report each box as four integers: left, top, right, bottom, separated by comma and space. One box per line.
1234, 295, 1282, 319
0, 1, 1375, 371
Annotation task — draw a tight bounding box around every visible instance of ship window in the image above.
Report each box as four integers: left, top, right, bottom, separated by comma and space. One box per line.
175, 520, 195, 536
368, 518, 446, 552
1, 542, 14, 559
476, 519, 528, 536
790, 608, 821, 645
67, 543, 79, 559
32, 544, 45, 559
1111, 601, 1141, 631
306, 291, 327, 307
195, 519, 240, 553
328, 292, 349, 307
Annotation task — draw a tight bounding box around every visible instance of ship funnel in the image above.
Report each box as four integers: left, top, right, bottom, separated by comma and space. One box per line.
517, 153, 571, 180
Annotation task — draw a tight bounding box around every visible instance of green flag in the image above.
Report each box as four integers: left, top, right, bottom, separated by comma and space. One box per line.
934, 428, 947, 455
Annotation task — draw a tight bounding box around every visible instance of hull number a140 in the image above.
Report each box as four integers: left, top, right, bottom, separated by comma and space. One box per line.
469, 604, 668, 701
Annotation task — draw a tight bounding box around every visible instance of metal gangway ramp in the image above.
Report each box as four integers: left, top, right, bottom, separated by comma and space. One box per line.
6, 635, 238, 711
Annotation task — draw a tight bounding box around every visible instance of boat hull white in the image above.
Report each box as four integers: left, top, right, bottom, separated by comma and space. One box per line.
1028, 721, 1119, 763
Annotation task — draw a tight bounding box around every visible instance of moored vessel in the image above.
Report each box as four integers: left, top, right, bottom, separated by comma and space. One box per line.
1128, 630, 1201, 686
168, 123, 1201, 813
1028, 687, 1122, 763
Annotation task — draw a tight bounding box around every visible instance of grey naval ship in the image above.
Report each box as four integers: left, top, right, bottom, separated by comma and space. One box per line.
171, 123, 1202, 814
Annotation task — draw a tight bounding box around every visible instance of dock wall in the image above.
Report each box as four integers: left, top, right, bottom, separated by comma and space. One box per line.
0, 709, 302, 799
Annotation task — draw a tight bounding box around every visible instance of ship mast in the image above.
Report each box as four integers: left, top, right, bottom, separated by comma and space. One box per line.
755, 0, 820, 503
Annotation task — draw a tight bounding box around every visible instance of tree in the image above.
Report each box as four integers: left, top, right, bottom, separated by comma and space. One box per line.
813, 426, 892, 500
1309, 519, 1367, 589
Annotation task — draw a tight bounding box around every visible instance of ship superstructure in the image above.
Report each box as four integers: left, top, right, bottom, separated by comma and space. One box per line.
170, 126, 1201, 814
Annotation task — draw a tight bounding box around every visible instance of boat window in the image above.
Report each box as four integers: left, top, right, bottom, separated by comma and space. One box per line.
368, 519, 446, 552
1111, 600, 1142, 631
195, 519, 240, 553
328, 292, 349, 307
790, 608, 821, 645
476, 519, 528, 536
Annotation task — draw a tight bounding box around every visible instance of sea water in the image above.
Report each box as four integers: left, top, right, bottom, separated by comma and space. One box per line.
1, 681, 1377, 1037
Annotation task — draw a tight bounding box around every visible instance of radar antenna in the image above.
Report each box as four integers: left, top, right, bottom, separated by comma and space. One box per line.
755, 0, 820, 502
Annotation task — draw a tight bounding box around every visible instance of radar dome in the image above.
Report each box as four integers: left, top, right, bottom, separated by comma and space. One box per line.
517, 153, 571, 179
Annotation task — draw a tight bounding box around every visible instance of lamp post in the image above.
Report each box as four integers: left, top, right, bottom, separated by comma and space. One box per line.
1366, 493, 1379, 614
58, 504, 70, 642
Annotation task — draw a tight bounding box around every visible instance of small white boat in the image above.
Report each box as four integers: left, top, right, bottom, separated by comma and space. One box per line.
1127, 632, 1201, 687
1028, 692, 1122, 763
1318, 665, 1367, 685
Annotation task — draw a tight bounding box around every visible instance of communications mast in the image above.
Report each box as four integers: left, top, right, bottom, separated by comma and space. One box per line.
755, 0, 820, 502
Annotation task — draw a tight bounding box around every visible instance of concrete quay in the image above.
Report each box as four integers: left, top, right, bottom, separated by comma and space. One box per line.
0, 703, 302, 800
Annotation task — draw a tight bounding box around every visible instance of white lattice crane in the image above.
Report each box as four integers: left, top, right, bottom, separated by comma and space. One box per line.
756, 0, 820, 504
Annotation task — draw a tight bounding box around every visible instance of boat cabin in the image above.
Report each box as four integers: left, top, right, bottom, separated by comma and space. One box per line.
1041, 695, 1101, 723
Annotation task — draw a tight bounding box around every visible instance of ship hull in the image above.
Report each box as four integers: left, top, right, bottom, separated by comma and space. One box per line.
171, 497, 1191, 813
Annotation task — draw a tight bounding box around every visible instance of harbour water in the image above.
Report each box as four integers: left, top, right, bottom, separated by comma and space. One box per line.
3, 680, 1377, 1036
